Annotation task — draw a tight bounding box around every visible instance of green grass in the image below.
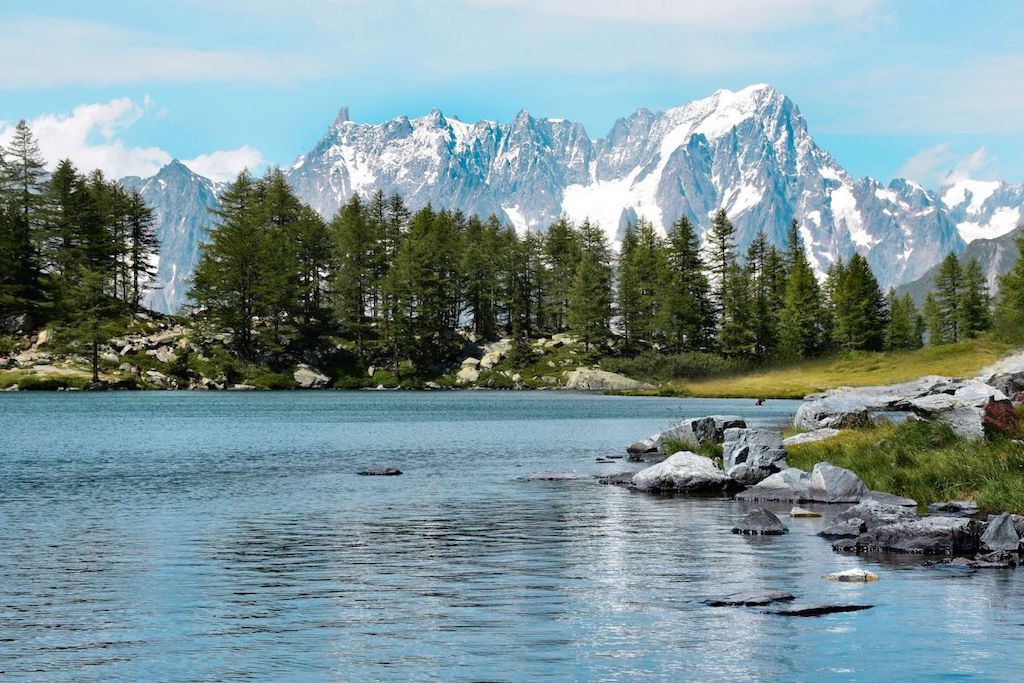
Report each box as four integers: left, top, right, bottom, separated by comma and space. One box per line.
786, 420, 1024, 513
0, 370, 91, 390
661, 338, 1011, 399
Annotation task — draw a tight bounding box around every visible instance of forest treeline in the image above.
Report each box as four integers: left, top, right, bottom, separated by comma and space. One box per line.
3, 119, 1024, 382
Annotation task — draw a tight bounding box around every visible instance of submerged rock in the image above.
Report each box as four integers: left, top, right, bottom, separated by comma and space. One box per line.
631, 451, 738, 494
521, 471, 582, 481
790, 506, 821, 518
928, 500, 981, 517
357, 468, 402, 476
834, 517, 984, 555
732, 508, 788, 535
771, 604, 873, 617
705, 590, 795, 607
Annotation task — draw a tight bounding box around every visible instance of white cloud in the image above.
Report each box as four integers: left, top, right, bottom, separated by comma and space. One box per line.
469, 0, 881, 32
894, 144, 996, 189
0, 16, 322, 89
183, 146, 265, 183
0, 98, 264, 181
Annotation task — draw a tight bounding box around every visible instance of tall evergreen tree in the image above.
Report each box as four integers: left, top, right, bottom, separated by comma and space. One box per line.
567, 219, 612, 351
885, 289, 923, 350
543, 216, 581, 332
190, 171, 262, 358
778, 226, 827, 359
124, 190, 159, 317
745, 230, 780, 359
928, 252, 963, 344
958, 257, 991, 338
717, 262, 757, 358
705, 208, 736, 318
657, 215, 714, 351
1, 120, 47, 309
994, 236, 1024, 343
830, 253, 887, 351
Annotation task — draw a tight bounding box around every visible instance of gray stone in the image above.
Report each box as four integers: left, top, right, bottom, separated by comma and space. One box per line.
293, 364, 330, 389
819, 518, 866, 538
521, 471, 582, 481
834, 517, 984, 555
722, 428, 787, 485
735, 467, 812, 502
154, 346, 178, 364
705, 590, 795, 607
631, 451, 738, 493
862, 491, 918, 507
928, 500, 981, 517
732, 508, 788, 535
790, 506, 821, 518
824, 568, 879, 582
783, 428, 842, 446
793, 397, 872, 430
987, 371, 1024, 402
808, 462, 869, 503
980, 512, 1022, 553
835, 500, 918, 529
563, 367, 655, 392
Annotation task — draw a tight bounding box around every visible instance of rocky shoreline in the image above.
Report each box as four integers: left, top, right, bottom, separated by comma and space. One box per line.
533, 368, 1024, 574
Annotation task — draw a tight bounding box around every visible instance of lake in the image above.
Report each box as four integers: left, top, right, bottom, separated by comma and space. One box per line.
1, 391, 1022, 681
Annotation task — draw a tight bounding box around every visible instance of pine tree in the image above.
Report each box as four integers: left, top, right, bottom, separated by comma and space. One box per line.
567, 219, 612, 351
293, 205, 331, 328
705, 208, 736, 318
657, 215, 714, 351
745, 230, 780, 359
717, 262, 756, 358
124, 190, 159, 317
330, 194, 373, 355
958, 257, 991, 338
994, 236, 1024, 343
885, 289, 923, 350
616, 223, 640, 347
190, 171, 262, 358
830, 253, 887, 351
460, 215, 499, 338
1, 120, 47, 308
778, 226, 826, 359
928, 252, 963, 344
544, 216, 582, 332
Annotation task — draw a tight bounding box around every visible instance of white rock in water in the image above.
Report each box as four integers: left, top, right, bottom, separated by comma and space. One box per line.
824, 568, 879, 582
631, 451, 736, 493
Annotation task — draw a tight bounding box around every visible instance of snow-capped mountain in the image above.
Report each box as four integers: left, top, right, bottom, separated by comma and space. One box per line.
130, 84, 1024, 313
121, 160, 220, 314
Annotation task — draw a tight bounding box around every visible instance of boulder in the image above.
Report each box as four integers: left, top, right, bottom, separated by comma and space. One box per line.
456, 365, 480, 384
928, 500, 980, 517
735, 467, 812, 502
293, 364, 330, 389
862, 491, 918, 507
564, 367, 655, 392
793, 397, 872, 430
808, 462, 869, 503
705, 590, 795, 607
154, 346, 178, 364
834, 517, 984, 555
631, 451, 738, 493
834, 500, 918, 529
942, 550, 1019, 569
987, 371, 1024, 403
979, 512, 1022, 553
479, 339, 511, 369
146, 330, 178, 347
819, 518, 866, 538
732, 508, 788, 535
628, 415, 745, 455
461, 357, 481, 369
783, 428, 842, 446
722, 428, 787, 485
824, 568, 879, 582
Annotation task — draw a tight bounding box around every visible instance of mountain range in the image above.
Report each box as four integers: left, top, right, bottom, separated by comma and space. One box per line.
126, 84, 1024, 313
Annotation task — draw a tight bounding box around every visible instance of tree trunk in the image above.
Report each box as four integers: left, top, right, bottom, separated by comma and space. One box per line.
91, 338, 100, 383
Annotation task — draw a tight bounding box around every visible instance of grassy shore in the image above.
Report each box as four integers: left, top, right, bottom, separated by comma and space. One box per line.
786, 420, 1024, 514
649, 339, 1011, 399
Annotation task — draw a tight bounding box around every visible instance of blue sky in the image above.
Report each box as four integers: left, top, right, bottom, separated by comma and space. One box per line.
2, 1, 1023, 185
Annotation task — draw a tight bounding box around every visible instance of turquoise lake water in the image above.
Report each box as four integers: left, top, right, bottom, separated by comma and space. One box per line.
1, 391, 1023, 681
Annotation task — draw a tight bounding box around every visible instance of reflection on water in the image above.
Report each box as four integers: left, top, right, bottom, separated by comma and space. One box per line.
1, 391, 1022, 681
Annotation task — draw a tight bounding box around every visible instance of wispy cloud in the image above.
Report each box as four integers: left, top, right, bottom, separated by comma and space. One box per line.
0, 97, 263, 182
0, 15, 322, 89
894, 143, 996, 189
469, 0, 882, 32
